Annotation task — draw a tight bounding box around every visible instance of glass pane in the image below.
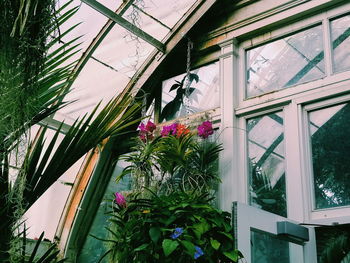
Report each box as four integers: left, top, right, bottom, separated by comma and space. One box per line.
142, 0, 197, 29
251, 230, 290, 263
247, 25, 324, 97
78, 161, 131, 263
160, 62, 219, 122
309, 103, 350, 209
122, 4, 170, 41
24, 130, 82, 240
331, 14, 350, 73
248, 112, 287, 217
315, 224, 350, 262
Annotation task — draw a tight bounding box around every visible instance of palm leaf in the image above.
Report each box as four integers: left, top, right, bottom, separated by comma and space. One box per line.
23, 93, 140, 208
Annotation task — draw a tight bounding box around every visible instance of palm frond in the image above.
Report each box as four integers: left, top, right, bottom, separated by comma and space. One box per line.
23, 93, 140, 208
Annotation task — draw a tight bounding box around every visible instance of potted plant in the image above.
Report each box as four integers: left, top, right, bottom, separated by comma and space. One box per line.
97, 121, 243, 262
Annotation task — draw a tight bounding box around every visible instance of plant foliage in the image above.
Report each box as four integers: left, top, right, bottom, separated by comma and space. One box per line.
98, 121, 243, 262
102, 191, 242, 263
160, 73, 199, 122
0, 1, 140, 262
118, 122, 222, 195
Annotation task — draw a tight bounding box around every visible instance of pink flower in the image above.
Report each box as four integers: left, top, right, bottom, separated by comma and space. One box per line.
138, 121, 156, 142
161, 123, 178, 137
139, 123, 147, 133
146, 121, 156, 132
115, 192, 126, 208
197, 121, 214, 139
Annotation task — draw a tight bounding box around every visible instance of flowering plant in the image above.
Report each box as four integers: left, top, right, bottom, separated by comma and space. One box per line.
197, 121, 214, 139
118, 120, 222, 194
99, 120, 243, 262
114, 192, 127, 208
105, 191, 242, 262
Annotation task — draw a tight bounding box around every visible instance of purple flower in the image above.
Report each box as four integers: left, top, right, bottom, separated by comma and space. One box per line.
146, 121, 156, 132
194, 246, 204, 259
170, 227, 183, 239
138, 121, 156, 142
197, 121, 214, 139
161, 123, 178, 137
138, 122, 147, 133
115, 192, 126, 208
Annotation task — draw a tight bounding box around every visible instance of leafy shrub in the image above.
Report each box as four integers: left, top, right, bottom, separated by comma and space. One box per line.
100, 191, 241, 263
96, 121, 243, 262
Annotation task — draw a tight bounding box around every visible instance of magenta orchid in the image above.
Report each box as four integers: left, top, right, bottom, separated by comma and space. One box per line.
161, 123, 178, 137
138, 120, 156, 142
197, 121, 214, 139
115, 192, 127, 208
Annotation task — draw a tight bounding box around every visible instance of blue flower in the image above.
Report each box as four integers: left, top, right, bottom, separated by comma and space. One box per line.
194, 246, 204, 259
170, 227, 184, 239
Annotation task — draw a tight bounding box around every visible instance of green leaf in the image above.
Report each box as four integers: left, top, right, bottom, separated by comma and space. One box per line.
180, 240, 195, 256
134, 243, 149, 252
210, 238, 221, 250
219, 231, 234, 240
163, 215, 177, 226
162, 239, 179, 257
149, 227, 161, 243
223, 250, 239, 262
193, 221, 211, 235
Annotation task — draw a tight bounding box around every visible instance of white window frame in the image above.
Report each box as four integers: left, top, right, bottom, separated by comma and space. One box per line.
235, 5, 350, 220
300, 92, 350, 224
232, 202, 312, 263
236, 3, 350, 113
228, 3, 350, 262
239, 106, 287, 210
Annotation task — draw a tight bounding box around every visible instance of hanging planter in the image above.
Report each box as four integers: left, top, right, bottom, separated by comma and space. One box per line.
97, 121, 243, 262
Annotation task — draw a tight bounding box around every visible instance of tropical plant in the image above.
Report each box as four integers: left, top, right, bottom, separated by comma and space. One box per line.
160, 73, 199, 122
99, 191, 242, 263
97, 121, 243, 262
118, 121, 222, 195
11, 230, 65, 263
0, 1, 140, 262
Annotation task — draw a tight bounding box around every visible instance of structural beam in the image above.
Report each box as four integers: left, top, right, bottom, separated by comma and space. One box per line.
81, 0, 165, 52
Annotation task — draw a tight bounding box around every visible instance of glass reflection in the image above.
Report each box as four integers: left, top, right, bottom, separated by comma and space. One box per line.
251, 230, 290, 263
248, 112, 287, 217
247, 25, 324, 97
78, 162, 131, 263
309, 103, 350, 209
331, 14, 350, 73
161, 62, 219, 122
315, 224, 350, 262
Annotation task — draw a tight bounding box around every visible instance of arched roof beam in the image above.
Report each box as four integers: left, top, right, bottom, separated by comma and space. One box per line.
81, 0, 165, 52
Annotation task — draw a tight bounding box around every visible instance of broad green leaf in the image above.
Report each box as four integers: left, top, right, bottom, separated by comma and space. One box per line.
149, 227, 161, 243
180, 240, 195, 256
223, 250, 239, 262
162, 239, 179, 257
193, 221, 210, 235
210, 238, 221, 250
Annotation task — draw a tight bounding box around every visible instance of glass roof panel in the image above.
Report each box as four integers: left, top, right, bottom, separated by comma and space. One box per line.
142, 0, 197, 29
55, 0, 198, 121
121, 4, 170, 41
58, 56, 132, 121
59, 0, 122, 54
93, 25, 154, 77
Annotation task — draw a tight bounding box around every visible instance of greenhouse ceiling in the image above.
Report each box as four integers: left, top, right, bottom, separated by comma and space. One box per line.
52, 0, 200, 125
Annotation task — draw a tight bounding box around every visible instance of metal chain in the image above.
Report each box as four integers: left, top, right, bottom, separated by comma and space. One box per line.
184, 39, 193, 114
